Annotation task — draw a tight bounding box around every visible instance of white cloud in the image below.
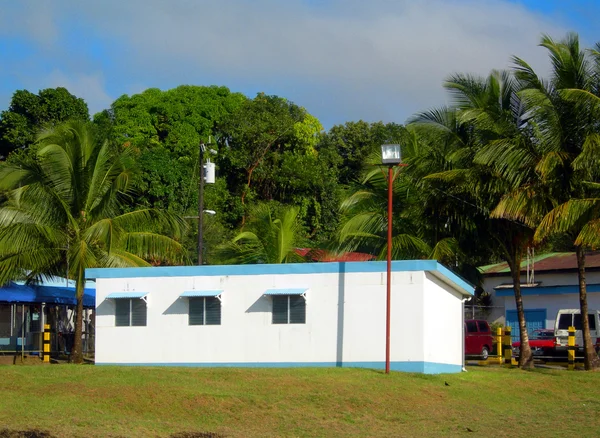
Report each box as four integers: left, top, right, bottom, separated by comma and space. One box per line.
26, 71, 113, 116
4, 0, 571, 125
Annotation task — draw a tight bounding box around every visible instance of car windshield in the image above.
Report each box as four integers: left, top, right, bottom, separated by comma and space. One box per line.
532, 330, 553, 339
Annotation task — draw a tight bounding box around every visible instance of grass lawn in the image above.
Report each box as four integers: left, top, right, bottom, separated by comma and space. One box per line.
1, 364, 600, 437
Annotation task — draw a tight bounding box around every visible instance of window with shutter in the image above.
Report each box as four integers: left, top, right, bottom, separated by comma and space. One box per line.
289, 295, 306, 324
272, 295, 306, 324
205, 297, 221, 325
272, 295, 289, 324
115, 299, 147, 327
115, 299, 131, 326
189, 297, 221, 325
131, 299, 147, 326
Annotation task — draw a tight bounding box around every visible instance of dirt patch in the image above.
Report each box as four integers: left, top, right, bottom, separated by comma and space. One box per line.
0, 429, 55, 438
0, 355, 49, 366
170, 433, 226, 438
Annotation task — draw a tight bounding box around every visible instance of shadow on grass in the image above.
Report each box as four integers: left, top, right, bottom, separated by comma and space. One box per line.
0, 429, 55, 438
0, 430, 226, 438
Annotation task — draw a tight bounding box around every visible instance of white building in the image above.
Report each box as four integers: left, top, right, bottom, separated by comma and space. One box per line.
87, 260, 473, 374
481, 252, 600, 338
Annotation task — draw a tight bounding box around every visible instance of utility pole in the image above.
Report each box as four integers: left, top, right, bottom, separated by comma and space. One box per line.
198, 142, 205, 266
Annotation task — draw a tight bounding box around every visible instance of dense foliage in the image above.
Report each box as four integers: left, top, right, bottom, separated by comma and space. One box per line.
4, 32, 600, 369
0, 121, 187, 362
0, 87, 89, 159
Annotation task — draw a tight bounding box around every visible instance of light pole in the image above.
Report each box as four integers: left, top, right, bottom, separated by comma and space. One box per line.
381, 143, 402, 374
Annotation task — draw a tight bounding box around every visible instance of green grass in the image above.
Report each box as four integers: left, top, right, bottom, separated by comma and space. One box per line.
1, 364, 600, 437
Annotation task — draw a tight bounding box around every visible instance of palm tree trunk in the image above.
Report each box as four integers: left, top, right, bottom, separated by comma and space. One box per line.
575, 247, 600, 370
508, 251, 534, 368
71, 269, 84, 364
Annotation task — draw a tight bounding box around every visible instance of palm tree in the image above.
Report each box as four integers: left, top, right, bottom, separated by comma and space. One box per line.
214, 203, 306, 264
415, 70, 538, 367
0, 121, 187, 363
487, 33, 600, 369
334, 161, 461, 265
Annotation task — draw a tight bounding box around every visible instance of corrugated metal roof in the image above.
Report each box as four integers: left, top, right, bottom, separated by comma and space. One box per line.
264, 288, 307, 296
480, 251, 600, 275
180, 290, 223, 298
106, 292, 148, 299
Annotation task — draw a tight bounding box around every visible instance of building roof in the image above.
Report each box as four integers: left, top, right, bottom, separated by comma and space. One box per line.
479, 252, 600, 276
86, 260, 474, 297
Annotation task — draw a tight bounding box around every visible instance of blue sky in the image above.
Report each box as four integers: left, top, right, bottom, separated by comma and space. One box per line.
1, 0, 599, 129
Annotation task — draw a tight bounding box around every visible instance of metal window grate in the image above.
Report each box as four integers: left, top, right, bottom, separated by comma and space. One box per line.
189, 297, 221, 325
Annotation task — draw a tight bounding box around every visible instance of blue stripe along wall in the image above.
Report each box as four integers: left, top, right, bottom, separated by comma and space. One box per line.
495, 284, 600, 297
95, 361, 462, 374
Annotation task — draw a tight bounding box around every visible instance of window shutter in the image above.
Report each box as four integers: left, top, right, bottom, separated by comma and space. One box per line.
189, 298, 205, 325
115, 299, 130, 326
131, 299, 147, 326
272, 295, 288, 324
205, 297, 221, 325
289, 295, 306, 324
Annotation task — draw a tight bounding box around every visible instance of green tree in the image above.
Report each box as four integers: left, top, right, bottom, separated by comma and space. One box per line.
0, 87, 89, 159
410, 70, 538, 367
500, 34, 600, 369
96, 85, 246, 213
216, 93, 340, 239
0, 121, 187, 363
317, 121, 405, 187
214, 203, 306, 264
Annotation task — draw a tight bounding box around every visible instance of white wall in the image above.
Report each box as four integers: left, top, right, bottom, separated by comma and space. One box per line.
93, 263, 471, 373
423, 273, 464, 367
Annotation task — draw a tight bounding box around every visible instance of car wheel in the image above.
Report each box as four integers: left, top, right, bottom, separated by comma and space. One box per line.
481, 346, 489, 360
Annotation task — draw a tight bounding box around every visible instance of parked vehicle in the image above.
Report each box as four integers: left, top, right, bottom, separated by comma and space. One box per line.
512, 329, 555, 358
464, 319, 494, 360
554, 309, 600, 354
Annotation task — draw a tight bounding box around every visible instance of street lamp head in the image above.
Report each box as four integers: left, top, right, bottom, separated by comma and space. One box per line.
381, 144, 402, 165
203, 210, 216, 216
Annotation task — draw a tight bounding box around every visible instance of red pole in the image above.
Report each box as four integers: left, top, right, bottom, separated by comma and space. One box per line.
386, 165, 393, 374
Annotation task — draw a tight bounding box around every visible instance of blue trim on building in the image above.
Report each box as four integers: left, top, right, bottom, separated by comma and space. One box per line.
86, 260, 473, 296
496, 284, 600, 297
180, 290, 223, 297
264, 288, 307, 295
106, 292, 148, 299
94, 360, 462, 374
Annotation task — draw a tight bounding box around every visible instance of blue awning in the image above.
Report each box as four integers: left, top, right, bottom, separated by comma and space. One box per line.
105, 292, 148, 299
0, 280, 95, 307
180, 290, 223, 298
0, 283, 37, 303
264, 288, 308, 296
36, 285, 96, 307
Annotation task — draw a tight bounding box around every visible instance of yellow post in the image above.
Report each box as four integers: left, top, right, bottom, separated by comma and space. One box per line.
568, 326, 575, 371
504, 326, 512, 365
496, 327, 503, 364
43, 324, 50, 363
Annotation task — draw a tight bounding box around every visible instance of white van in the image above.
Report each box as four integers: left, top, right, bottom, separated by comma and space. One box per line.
554, 309, 600, 353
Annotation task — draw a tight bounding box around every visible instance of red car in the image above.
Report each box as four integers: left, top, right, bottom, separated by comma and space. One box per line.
512, 329, 555, 358
465, 319, 494, 360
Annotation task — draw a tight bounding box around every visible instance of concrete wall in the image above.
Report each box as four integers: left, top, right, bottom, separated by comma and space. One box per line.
91, 261, 472, 374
